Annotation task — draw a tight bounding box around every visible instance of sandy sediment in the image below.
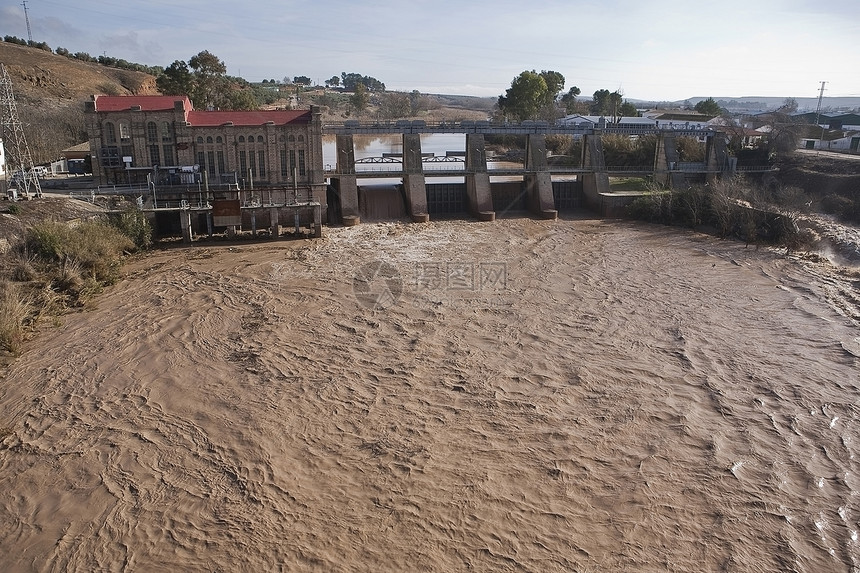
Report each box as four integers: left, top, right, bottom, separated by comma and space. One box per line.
1, 218, 858, 572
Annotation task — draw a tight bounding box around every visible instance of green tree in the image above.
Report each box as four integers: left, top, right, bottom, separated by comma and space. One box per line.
560, 86, 581, 114
341, 73, 385, 92
156, 60, 194, 96
538, 70, 565, 106
325, 76, 340, 88
589, 89, 612, 115
619, 101, 639, 118
350, 83, 370, 115
293, 75, 312, 86
694, 97, 722, 117
188, 50, 228, 109
227, 89, 259, 111
379, 92, 411, 119
498, 70, 549, 122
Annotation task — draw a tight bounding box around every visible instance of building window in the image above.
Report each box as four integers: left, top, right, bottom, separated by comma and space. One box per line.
258, 151, 265, 177
288, 134, 295, 143
196, 136, 204, 144
257, 135, 264, 143
238, 136, 245, 143
121, 145, 133, 160
298, 149, 306, 176
208, 151, 216, 176
197, 151, 205, 170
149, 145, 160, 165
207, 136, 213, 144
217, 150, 225, 174
216, 136, 223, 143
249, 151, 256, 177
147, 122, 158, 142
289, 150, 296, 175
105, 122, 116, 144
298, 135, 304, 142
280, 149, 287, 177
163, 145, 174, 165
162, 122, 172, 141
239, 150, 247, 175
101, 146, 120, 167
119, 123, 130, 140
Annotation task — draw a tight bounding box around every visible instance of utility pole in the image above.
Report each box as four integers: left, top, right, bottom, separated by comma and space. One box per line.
814, 81, 827, 153
1, 63, 42, 199
22, 1, 33, 43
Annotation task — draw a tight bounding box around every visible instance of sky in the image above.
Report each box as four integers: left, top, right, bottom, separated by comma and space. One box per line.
2, 0, 859, 104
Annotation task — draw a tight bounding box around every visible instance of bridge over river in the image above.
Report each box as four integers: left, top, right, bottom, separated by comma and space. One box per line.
323, 120, 746, 224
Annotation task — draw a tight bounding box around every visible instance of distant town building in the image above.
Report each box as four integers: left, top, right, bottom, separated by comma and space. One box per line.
84, 95, 326, 205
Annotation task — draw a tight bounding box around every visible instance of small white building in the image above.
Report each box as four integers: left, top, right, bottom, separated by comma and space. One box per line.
800, 131, 860, 152
0, 137, 6, 180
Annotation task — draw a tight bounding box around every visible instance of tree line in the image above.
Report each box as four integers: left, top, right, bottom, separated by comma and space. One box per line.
496, 70, 639, 123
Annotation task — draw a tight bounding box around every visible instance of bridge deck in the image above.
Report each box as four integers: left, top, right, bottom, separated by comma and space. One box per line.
323, 121, 713, 138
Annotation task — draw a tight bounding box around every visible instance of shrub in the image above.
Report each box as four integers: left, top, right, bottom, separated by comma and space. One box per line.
26, 219, 134, 284
109, 208, 152, 249
626, 191, 673, 223
6, 203, 20, 215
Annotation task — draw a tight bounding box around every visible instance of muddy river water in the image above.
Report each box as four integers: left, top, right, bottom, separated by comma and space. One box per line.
1, 217, 859, 572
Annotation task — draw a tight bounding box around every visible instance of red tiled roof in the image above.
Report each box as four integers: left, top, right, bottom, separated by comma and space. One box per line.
186, 110, 311, 127
92, 95, 312, 126
94, 95, 192, 112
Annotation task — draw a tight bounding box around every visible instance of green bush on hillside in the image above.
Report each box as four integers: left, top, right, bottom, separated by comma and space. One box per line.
109, 208, 153, 249
25, 219, 135, 284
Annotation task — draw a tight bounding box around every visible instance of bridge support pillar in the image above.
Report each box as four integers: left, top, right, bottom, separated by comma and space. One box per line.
705, 135, 729, 183
582, 172, 612, 214
336, 135, 361, 225
402, 134, 429, 222
337, 176, 360, 225
524, 134, 557, 220
656, 134, 687, 189
270, 206, 279, 237
465, 134, 495, 221
180, 209, 193, 243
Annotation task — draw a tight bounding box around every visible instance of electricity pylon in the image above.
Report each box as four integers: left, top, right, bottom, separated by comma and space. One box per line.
1, 63, 42, 198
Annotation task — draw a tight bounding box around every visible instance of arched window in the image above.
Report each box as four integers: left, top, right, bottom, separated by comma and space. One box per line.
257, 135, 264, 143
288, 134, 295, 142
196, 136, 204, 144
216, 136, 223, 143
161, 122, 172, 140
279, 136, 285, 143
119, 122, 130, 140
206, 136, 213, 144
238, 136, 245, 143
298, 135, 304, 142
105, 122, 116, 144
147, 122, 158, 142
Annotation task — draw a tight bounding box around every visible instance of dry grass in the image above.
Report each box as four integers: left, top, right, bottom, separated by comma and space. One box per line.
0, 281, 30, 354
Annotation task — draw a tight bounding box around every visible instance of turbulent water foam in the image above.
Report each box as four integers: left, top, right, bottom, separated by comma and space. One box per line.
1, 218, 858, 572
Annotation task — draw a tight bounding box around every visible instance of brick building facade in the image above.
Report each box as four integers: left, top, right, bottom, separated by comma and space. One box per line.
84, 95, 327, 210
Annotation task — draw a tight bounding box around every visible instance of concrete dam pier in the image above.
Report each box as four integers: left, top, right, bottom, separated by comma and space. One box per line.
326, 122, 733, 225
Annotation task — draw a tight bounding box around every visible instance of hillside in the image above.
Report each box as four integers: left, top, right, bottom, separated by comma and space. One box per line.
0, 41, 158, 111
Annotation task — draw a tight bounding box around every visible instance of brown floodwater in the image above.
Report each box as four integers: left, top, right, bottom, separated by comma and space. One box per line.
1, 218, 859, 572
